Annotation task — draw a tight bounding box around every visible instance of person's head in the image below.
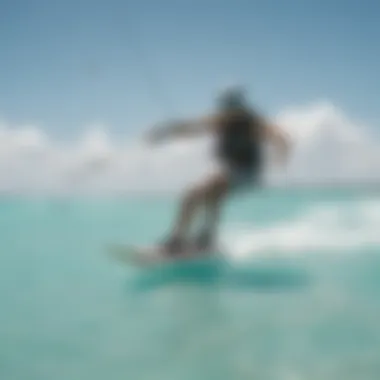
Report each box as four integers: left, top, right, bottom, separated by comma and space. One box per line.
216, 85, 248, 112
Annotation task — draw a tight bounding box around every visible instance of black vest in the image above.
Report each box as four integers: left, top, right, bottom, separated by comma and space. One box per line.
216, 109, 262, 169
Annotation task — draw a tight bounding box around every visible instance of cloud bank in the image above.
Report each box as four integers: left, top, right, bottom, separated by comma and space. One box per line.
0, 101, 379, 194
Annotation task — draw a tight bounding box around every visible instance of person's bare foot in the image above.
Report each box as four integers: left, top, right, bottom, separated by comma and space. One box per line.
193, 230, 215, 252
160, 235, 188, 257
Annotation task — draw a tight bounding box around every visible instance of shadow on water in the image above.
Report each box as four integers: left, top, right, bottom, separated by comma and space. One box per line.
124, 257, 312, 293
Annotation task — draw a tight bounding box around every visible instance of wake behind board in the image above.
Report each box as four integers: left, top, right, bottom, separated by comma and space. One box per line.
107, 243, 219, 268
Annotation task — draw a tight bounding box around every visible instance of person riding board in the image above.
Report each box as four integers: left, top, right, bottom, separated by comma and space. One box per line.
146, 86, 291, 255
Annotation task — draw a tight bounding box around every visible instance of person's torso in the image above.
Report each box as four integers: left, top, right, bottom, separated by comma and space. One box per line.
215, 109, 262, 168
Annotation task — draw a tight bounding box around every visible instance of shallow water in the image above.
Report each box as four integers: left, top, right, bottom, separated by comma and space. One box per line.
1, 189, 380, 379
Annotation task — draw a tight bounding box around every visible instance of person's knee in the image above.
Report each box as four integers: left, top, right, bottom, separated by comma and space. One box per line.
205, 178, 228, 201
183, 185, 206, 206
183, 175, 228, 206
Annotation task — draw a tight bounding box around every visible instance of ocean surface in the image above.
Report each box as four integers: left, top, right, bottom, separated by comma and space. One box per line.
1, 188, 380, 380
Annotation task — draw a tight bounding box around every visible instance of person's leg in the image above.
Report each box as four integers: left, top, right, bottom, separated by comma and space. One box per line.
194, 175, 229, 250
194, 165, 256, 250
162, 172, 229, 254
168, 186, 205, 242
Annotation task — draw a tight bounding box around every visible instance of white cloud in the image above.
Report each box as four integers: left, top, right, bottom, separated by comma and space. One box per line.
275, 101, 380, 184
0, 101, 379, 194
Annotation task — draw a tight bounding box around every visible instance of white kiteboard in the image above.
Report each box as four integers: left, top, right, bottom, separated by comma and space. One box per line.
107, 243, 218, 268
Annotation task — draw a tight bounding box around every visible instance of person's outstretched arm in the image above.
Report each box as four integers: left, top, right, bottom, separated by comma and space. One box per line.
145, 115, 218, 143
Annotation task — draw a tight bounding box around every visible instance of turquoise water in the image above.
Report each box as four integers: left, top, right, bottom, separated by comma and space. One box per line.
1, 188, 380, 379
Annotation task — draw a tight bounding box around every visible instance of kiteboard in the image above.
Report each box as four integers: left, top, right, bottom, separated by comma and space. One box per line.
107, 243, 218, 268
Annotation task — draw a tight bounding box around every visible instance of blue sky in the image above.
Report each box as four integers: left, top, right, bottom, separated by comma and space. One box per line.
0, 0, 379, 138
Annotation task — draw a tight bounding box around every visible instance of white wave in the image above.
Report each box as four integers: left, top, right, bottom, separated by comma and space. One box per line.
0, 101, 379, 193
222, 200, 380, 259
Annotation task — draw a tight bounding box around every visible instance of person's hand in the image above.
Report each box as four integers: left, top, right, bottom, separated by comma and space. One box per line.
144, 127, 162, 145
144, 123, 170, 145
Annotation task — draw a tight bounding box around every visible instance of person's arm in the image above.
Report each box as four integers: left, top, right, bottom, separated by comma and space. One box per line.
146, 114, 218, 143
262, 121, 292, 165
